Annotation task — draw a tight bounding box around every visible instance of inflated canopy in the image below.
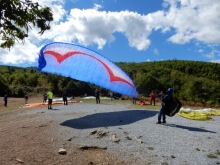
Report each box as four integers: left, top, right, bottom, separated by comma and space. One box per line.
37, 42, 138, 98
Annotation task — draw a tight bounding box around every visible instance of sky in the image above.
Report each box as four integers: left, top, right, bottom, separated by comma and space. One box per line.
0, 0, 220, 67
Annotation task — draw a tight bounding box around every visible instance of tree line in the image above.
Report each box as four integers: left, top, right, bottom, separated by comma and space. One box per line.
0, 60, 220, 107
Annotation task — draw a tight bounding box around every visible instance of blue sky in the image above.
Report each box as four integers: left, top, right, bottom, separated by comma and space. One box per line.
0, 0, 220, 67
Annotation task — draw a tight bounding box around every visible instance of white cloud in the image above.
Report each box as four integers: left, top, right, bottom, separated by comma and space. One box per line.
203, 50, 220, 59
70, 0, 79, 3
0, 40, 39, 65
163, 0, 220, 44
0, 0, 66, 65
210, 60, 220, 63
43, 9, 153, 50
41, 0, 220, 50
93, 4, 102, 10
154, 48, 159, 55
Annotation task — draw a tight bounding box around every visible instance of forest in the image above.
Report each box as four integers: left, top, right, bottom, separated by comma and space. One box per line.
1, 60, 220, 107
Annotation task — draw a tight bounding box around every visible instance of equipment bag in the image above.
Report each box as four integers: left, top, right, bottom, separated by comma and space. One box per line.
165, 97, 182, 117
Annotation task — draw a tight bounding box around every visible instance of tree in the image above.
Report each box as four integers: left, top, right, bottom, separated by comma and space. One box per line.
0, 75, 8, 96
135, 74, 163, 95
0, 0, 53, 48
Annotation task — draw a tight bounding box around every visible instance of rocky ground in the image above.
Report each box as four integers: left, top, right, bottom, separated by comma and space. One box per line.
0, 97, 219, 165
0, 98, 131, 165
0, 112, 130, 165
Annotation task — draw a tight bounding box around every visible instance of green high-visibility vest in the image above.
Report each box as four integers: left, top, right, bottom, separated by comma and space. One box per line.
47, 91, 53, 99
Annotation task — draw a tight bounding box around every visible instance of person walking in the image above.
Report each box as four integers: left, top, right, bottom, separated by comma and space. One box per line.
47, 90, 53, 109
157, 88, 174, 124
95, 89, 100, 104
4, 93, 8, 107
63, 91, 68, 105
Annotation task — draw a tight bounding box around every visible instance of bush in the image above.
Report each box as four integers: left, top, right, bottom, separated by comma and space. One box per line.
17, 88, 25, 97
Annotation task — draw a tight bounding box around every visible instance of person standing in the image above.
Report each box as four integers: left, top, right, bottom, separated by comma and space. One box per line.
157, 88, 174, 124
150, 90, 156, 106
43, 93, 47, 103
95, 89, 100, 104
24, 95, 28, 104
132, 97, 136, 104
47, 90, 53, 109
63, 91, 68, 105
158, 91, 164, 101
110, 91, 113, 101
4, 93, 8, 107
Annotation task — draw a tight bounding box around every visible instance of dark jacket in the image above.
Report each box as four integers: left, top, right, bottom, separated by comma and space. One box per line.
162, 93, 173, 109
95, 90, 100, 97
63, 92, 67, 100
4, 94, 8, 101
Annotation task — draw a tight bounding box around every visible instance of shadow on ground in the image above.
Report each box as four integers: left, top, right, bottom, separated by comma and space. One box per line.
48, 108, 60, 111
60, 110, 157, 129
164, 124, 216, 133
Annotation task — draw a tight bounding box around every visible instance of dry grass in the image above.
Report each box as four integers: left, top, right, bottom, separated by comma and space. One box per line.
0, 96, 46, 116
78, 97, 161, 110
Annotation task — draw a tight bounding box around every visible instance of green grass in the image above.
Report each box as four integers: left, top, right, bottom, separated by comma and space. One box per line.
171, 155, 176, 158
126, 137, 132, 140
215, 150, 220, 155
148, 147, 154, 150
207, 154, 218, 158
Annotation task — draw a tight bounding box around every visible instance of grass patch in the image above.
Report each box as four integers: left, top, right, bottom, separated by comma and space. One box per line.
207, 154, 218, 158
126, 137, 132, 140
215, 150, 220, 155
148, 147, 154, 150
171, 155, 176, 158
196, 148, 200, 151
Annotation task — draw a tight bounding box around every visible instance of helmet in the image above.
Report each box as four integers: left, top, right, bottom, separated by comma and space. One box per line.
167, 88, 174, 94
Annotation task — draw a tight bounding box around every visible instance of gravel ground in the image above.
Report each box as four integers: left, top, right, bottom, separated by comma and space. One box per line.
22, 101, 220, 165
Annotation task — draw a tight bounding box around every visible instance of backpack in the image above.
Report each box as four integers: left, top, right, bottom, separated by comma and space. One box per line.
165, 97, 182, 117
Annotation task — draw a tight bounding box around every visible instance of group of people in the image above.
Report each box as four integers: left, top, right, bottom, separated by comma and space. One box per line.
150, 90, 165, 106
43, 90, 68, 109
3, 88, 103, 107
3, 86, 174, 125
3, 93, 29, 107
2, 88, 102, 108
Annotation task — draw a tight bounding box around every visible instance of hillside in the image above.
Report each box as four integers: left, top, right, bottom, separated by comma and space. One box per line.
0, 60, 220, 107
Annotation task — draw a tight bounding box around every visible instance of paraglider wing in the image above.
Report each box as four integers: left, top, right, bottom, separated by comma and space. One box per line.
37, 42, 138, 98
